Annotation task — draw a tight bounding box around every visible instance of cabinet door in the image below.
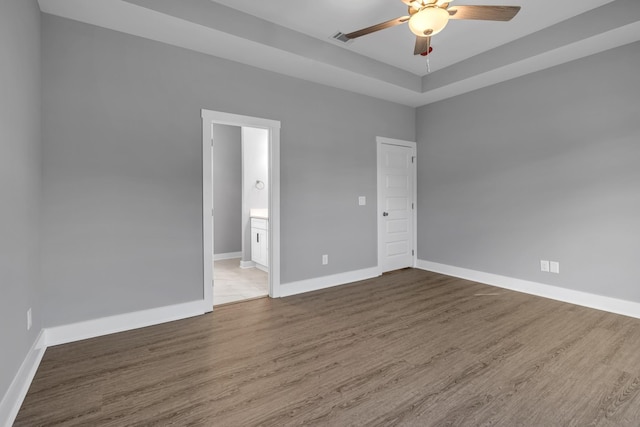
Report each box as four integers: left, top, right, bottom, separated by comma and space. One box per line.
251, 224, 269, 267
251, 228, 262, 264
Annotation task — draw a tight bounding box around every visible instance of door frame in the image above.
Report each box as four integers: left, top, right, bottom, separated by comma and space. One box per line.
202, 109, 282, 310
376, 136, 417, 274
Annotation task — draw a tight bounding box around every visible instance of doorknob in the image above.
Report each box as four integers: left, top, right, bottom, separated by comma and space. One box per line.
383, 212, 389, 217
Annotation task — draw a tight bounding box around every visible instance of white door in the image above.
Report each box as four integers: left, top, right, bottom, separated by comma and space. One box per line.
377, 138, 416, 273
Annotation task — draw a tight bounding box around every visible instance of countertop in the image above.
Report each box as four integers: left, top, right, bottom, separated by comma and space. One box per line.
249, 208, 268, 220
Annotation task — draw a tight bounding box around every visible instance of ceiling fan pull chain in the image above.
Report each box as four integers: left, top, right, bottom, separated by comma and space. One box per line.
426, 36, 431, 73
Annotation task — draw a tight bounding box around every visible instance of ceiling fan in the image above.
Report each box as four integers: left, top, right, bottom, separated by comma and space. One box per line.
344, 0, 521, 56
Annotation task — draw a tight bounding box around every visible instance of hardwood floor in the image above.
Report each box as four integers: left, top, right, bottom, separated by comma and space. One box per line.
15, 269, 640, 426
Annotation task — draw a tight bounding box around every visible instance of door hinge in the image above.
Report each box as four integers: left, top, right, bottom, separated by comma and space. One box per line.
412, 202, 414, 210
412, 156, 415, 163
412, 249, 415, 256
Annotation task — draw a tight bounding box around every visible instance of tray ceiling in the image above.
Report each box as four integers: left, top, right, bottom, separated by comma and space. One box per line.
38, 0, 640, 106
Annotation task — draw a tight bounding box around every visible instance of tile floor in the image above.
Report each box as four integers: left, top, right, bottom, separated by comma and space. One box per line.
213, 258, 268, 306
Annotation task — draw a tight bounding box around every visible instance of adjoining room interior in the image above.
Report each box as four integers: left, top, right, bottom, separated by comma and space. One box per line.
212, 258, 267, 305
3, 0, 640, 425
211, 124, 270, 306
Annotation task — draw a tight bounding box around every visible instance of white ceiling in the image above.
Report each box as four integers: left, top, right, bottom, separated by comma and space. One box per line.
38, 0, 640, 106
212, 0, 613, 75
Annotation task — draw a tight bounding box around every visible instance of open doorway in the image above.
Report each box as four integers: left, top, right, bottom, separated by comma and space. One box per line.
202, 110, 281, 309
212, 125, 268, 305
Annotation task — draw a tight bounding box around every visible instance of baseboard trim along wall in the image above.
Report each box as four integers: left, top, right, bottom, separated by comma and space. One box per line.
45, 300, 208, 347
213, 251, 242, 261
239, 260, 255, 269
416, 259, 640, 320
0, 330, 47, 427
279, 267, 381, 298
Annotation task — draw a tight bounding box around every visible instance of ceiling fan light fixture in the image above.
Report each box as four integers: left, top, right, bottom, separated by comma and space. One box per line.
408, 7, 449, 36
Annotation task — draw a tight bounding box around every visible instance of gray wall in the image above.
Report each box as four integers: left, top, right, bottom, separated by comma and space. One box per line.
41, 14, 415, 327
212, 124, 241, 255
0, 0, 42, 404
417, 41, 640, 302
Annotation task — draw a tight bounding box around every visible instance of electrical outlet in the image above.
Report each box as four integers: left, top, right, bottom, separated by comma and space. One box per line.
27, 308, 32, 331
550, 261, 560, 274
540, 260, 550, 272
322, 254, 328, 265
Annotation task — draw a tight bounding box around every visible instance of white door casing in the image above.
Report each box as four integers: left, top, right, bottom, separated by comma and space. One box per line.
377, 137, 416, 273
202, 110, 281, 310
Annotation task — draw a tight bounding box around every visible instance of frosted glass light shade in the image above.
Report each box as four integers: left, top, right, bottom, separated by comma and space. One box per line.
408, 7, 449, 36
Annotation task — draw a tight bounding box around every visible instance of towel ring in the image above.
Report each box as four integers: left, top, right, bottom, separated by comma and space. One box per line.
255, 180, 265, 190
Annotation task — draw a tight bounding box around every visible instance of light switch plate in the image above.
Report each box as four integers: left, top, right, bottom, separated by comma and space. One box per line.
358, 196, 366, 206
550, 261, 560, 274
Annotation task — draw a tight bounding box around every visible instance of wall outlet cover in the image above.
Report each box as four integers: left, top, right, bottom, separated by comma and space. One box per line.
540, 260, 550, 272
322, 254, 328, 265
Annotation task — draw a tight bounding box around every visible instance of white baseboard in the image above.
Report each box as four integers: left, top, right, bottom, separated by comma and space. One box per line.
46, 300, 208, 347
239, 260, 255, 269
279, 267, 381, 298
213, 251, 241, 261
255, 264, 268, 273
416, 259, 640, 320
1, 330, 47, 427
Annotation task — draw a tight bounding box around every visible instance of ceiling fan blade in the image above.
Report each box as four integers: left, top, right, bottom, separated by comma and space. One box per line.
345, 16, 410, 39
448, 5, 521, 21
414, 36, 431, 55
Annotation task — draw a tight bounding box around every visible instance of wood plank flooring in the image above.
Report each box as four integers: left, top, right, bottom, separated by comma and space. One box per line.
15, 269, 640, 426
